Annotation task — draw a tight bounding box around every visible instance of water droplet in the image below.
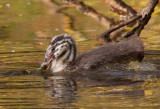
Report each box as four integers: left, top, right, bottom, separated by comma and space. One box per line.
11, 50, 15, 52
0, 5, 3, 8
6, 3, 10, 7
19, 14, 23, 17
55, 28, 59, 31
27, 2, 31, 5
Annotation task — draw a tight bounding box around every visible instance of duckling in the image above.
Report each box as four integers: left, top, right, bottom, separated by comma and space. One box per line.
40, 33, 144, 73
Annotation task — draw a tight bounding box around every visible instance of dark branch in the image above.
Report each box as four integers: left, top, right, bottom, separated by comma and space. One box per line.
134, 0, 159, 36
98, 14, 141, 42
99, 0, 159, 42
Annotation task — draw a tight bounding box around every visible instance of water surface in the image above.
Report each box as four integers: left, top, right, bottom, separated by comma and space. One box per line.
0, 0, 160, 108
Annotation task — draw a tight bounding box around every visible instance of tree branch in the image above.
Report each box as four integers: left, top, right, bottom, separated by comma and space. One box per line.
99, 0, 159, 42
99, 13, 141, 42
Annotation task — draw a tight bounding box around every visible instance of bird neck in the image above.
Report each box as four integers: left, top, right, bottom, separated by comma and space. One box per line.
50, 48, 75, 72
50, 59, 68, 72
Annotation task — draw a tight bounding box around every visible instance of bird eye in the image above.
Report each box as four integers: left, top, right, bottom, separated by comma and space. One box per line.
51, 47, 55, 51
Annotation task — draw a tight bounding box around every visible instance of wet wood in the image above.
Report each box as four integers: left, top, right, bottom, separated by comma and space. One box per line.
98, 14, 141, 42
134, 0, 159, 36
74, 35, 144, 70
99, 0, 159, 42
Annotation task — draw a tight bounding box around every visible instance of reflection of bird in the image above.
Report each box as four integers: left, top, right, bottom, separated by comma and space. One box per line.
40, 33, 144, 73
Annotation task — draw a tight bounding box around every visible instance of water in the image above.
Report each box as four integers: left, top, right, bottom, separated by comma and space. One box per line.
0, 0, 160, 108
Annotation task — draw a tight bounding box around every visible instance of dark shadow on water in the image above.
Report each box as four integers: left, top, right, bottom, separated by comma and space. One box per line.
43, 74, 78, 107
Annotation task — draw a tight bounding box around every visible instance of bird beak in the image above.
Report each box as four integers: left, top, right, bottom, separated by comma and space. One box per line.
40, 60, 48, 70
40, 54, 54, 70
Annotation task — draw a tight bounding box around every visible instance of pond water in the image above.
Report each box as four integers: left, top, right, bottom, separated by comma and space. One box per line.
0, 0, 160, 108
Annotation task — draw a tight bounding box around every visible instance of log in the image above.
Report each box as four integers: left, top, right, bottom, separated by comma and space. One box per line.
74, 35, 144, 70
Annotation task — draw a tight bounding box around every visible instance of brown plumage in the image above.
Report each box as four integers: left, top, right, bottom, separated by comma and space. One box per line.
74, 34, 144, 70
40, 33, 144, 73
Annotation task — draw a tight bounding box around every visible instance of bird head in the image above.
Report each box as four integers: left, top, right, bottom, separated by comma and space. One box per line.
40, 34, 76, 73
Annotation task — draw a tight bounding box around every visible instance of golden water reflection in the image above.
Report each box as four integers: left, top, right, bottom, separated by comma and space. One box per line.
0, 0, 160, 108
0, 73, 160, 108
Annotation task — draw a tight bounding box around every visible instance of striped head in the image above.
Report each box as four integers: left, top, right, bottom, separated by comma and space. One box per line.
40, 34, 77, 73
